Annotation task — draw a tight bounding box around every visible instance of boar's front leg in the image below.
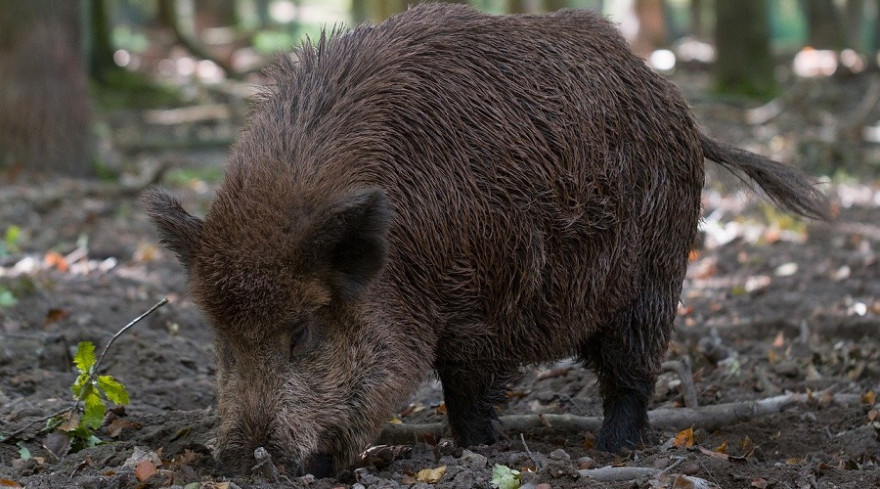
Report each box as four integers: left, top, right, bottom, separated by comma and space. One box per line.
582, 289, 675, 452
437, 362, 506, 446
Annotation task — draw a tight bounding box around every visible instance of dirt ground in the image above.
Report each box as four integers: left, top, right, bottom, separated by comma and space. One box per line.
1, 72, 879, 489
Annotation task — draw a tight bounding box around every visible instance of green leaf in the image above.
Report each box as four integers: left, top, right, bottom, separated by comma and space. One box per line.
68, 426, 103, 452
17, 442, 31, 460
71, 374, 93, 399
98, 375, 130, 405
81, 392, 106, 430
491, 464, 521, 489
0, 289, 16, 308
5, 225, 21, 253
73, 341, 96, 374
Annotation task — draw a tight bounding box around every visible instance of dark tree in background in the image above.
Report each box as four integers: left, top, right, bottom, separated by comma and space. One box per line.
804, 0, 845, 49
715, 0, 776, 97
0, 0, 94, 178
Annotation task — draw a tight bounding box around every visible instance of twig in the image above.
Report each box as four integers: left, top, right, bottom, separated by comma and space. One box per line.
0, 408, 70, 443
92, 297, 168, 377
519, 433, 539, 469
662, 358, 699, 408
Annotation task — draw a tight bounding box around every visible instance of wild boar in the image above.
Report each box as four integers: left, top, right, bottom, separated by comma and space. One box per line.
145, 2, 829, 477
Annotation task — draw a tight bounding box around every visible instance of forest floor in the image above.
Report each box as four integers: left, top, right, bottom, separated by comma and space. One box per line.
1, 70, 880, 489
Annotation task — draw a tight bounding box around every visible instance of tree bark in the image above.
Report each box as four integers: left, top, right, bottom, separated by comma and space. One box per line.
0, 0, 94, 178
804, 0, 845, 49
715, 0, 777, 98
90, 0, 120, 83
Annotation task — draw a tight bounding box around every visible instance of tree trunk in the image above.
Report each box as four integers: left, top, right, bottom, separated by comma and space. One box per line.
632, 0, 667, 57
0, 0, 94, 178
90, 0, 119, 83
194, 0, 238, 33
691, 0, 705, 38
843, 0, 865, 51
804, 0, 845, 49
715, 0, 777, 98
543, 0, 570, 11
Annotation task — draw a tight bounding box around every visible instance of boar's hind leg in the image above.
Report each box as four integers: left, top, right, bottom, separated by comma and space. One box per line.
437, 363, 506, 447
582, 292, 674, 452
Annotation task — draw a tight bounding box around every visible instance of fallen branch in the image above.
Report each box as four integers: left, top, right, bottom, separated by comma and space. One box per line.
662, 358, 699, 408
0, 159, 170, 212
377, 391, 864, 445
578, 466, 660, 481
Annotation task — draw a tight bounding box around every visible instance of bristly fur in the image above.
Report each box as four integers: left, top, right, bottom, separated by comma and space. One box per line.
144, 3, 831, 476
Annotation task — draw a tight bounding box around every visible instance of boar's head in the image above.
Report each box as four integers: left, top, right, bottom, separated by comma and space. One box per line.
144, 184, 416, 476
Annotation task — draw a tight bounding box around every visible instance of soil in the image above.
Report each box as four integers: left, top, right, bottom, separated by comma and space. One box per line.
2, 72, 879, 489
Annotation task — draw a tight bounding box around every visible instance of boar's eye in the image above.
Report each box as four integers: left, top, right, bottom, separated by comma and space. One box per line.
289, 325, 312, 360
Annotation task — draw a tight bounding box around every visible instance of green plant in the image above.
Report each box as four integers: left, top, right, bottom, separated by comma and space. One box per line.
491, 464, 521, 489
0, 287, 16, 308
0, 225, 21, 257
65, 341, 130, 449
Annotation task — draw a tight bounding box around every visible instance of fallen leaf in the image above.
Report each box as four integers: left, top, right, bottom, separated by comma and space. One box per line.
200, 483, 231, 489
862, 391, 875, 405
491, 464, 521, 489
739, 437, 756, 459
714, 442, 728, 454
43, 252, 69, 272
674, 428, 695, 448
399, 403, 424, 417
750, 477, 769, 488
416, 465, 446, 483
43, 430, 70, 459
44, 308, 70, 325
772, 331, 785, 348
107, 418, 138, 438
135, 460, 157, 482
0, 480, 23, 488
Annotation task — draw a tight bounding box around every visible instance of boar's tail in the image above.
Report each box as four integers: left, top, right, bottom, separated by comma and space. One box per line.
700, 133, 831, 221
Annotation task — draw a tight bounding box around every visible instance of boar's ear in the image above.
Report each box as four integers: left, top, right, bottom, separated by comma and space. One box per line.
142, 188, 203, 271
309, 189, 391, 300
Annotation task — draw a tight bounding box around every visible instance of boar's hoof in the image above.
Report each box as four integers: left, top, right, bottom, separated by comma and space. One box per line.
302, 452, 335, 478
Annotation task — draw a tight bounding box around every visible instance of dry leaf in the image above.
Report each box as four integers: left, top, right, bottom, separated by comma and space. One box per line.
674, 427, 695, 448
740, 437, 756, 459
200, 483, 231, 489
750, 477, 769, 488
772, 331, 785, 348
436, 403, 447, 415
44, 252, 69, 272
0, 480, 23, 488
108, 418, 135, 438
714, 442, 728, 454
862, 391, 875, 405
44, 308, 70, 325
134, 460, 157, 482
416, 465, 446, 483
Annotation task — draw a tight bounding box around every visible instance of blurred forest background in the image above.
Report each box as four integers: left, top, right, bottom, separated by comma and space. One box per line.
1, 0, 879, 181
